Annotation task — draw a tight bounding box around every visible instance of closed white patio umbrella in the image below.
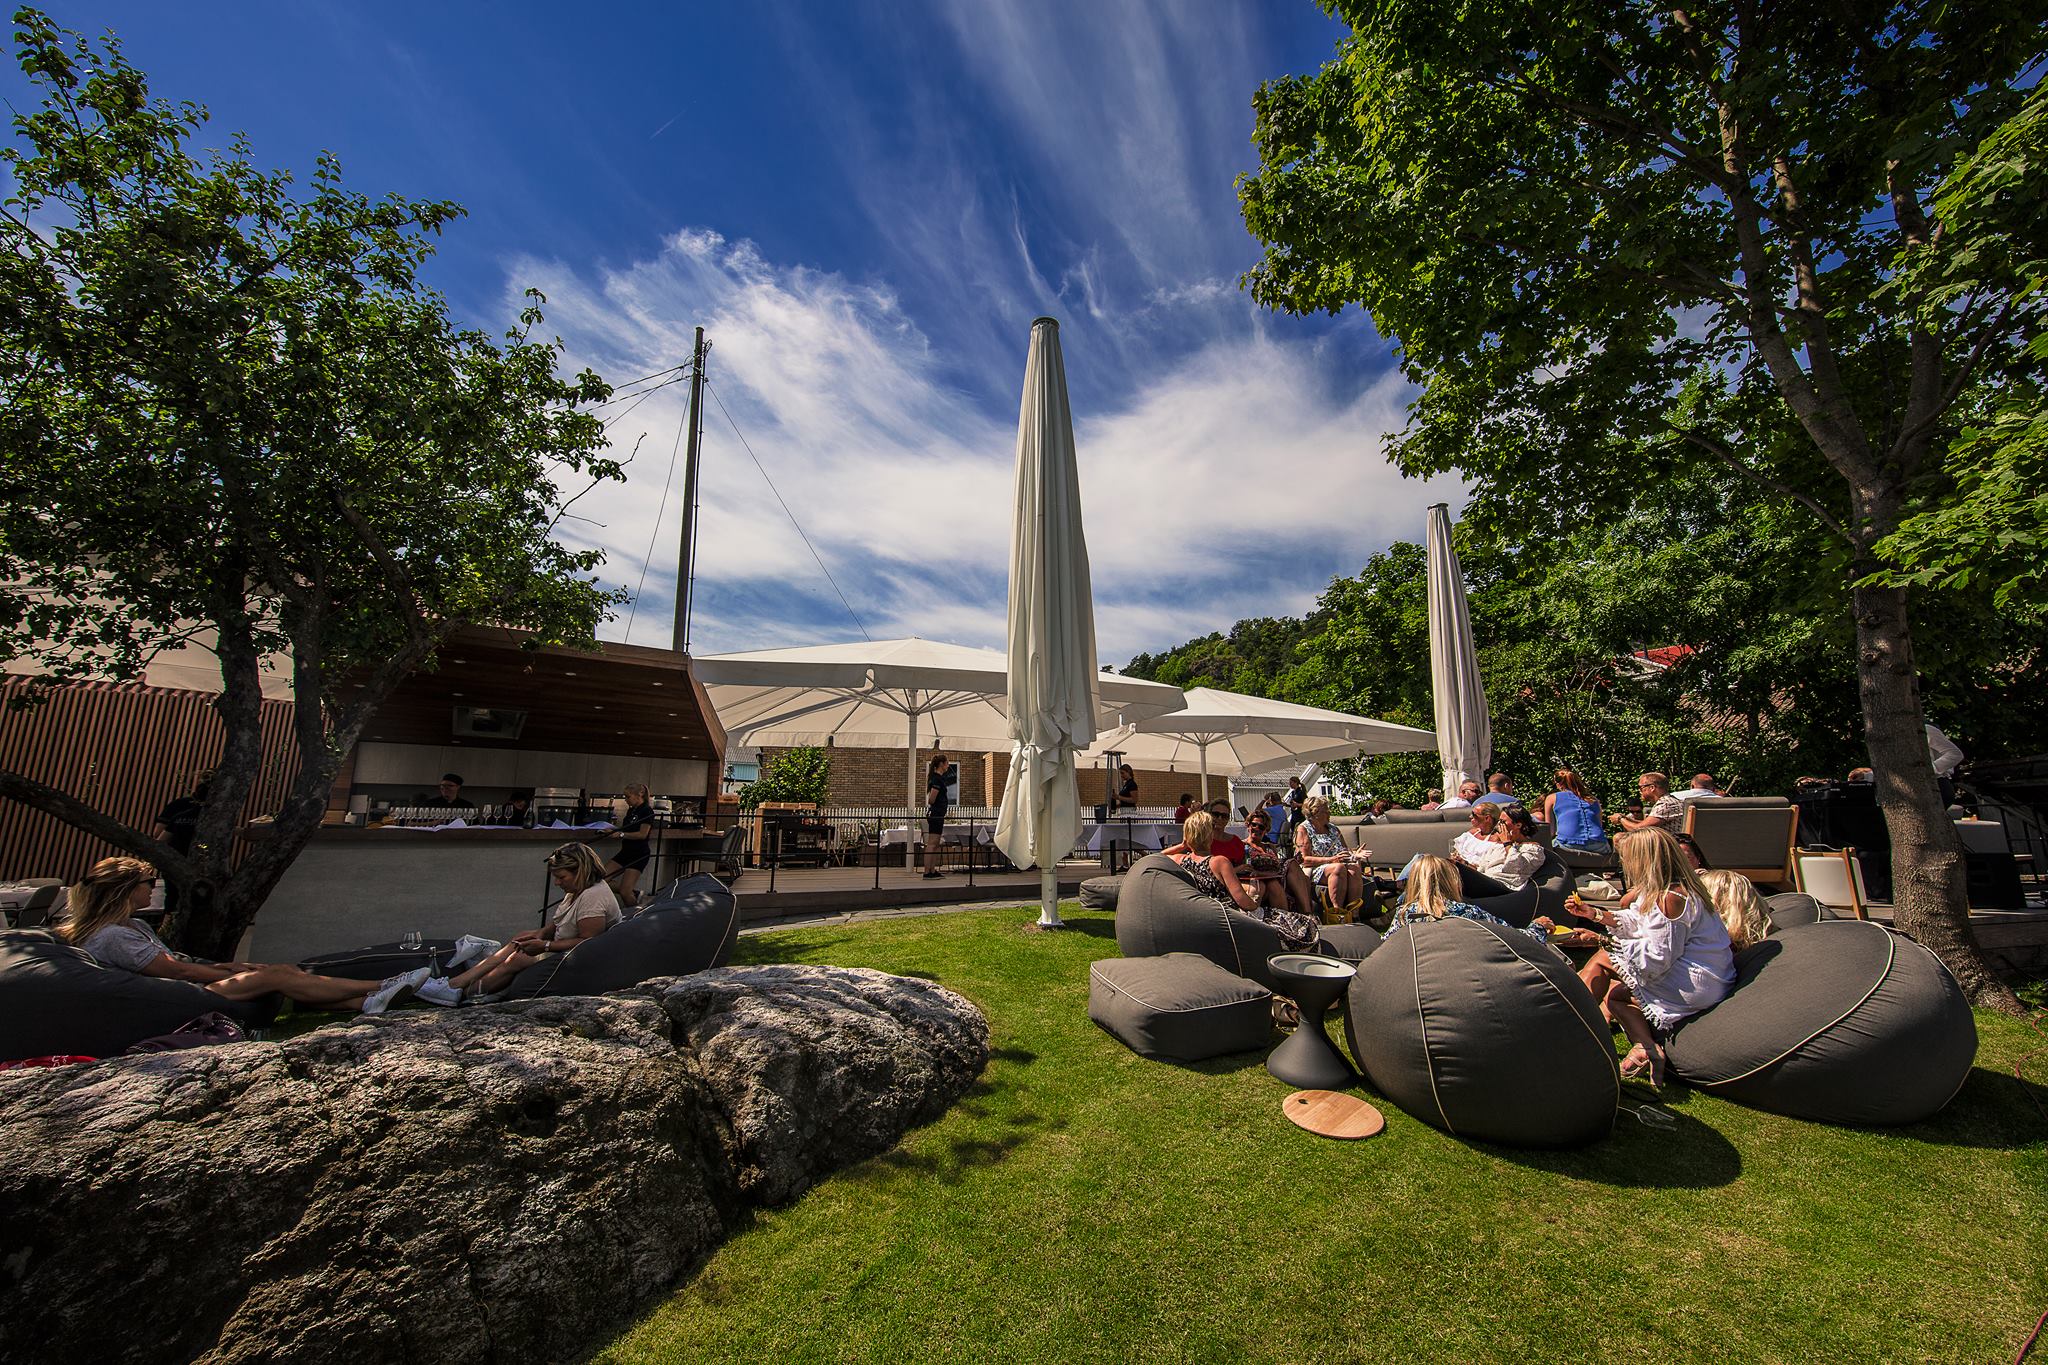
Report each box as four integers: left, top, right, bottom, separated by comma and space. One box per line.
994, 317, 1097, 929
1426, 503, 1491, 796
696, 636, 1180, 809
1088, 687, 1436, 802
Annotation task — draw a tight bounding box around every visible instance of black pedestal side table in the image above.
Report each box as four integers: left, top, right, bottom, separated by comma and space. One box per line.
1266, 952, 1357, 1090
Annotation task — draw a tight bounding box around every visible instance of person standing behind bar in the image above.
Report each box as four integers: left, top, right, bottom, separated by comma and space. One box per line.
421, 772, 475, 810
605, 783, 657, 906
922, 754, 953, 879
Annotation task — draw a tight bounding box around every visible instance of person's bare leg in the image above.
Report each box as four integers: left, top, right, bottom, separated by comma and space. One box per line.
473, 950, 542, 994
1284, 863, 1315, 915
449, 943, 531, 993
206, 965, 381, 1008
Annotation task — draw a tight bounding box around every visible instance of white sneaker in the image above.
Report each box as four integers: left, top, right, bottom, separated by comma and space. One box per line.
363, 967, 431, 1015
414, 977, 466, 1008
444, 934, 499, 973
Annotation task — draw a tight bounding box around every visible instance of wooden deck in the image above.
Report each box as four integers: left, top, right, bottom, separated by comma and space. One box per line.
730, 859, 1113, 924
1853, 901, 2048, 975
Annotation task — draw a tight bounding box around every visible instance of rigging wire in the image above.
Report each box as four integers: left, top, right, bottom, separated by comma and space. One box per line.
622, 386, 693, 642
704, 376, 871, 642
591, 361, 692, 405
600, 370, 694, 432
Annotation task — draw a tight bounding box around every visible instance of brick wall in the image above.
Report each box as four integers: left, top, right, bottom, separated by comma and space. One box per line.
760, 744, 1214, 812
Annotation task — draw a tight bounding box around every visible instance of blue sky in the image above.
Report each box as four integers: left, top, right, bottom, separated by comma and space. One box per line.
19, 2, 1457, 664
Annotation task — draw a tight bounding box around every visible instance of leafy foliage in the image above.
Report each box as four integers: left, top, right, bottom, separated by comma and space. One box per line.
1234, 0, 2047, 1007
0, 13, 624, 954
737, 746, 832, 809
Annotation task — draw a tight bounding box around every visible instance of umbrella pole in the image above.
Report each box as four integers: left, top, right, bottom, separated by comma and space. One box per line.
1199, 743, 1210, 804
1037, 866, 1062, 928
906, 705, 921, 868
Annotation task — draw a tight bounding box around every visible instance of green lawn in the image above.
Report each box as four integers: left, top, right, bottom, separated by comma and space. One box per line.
598, 904, 2045, 1365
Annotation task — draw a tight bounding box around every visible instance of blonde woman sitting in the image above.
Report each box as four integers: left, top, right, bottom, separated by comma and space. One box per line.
1173, 811, 1320, 951
1571, 828, 1736, 1087
407, 843, 623, 1007
1698, 869, 1774, 950
59, 856, 401, 1012
1383, 854, 1583, 944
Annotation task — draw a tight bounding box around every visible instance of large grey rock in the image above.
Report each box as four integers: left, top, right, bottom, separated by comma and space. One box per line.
0, 964, 987, 1364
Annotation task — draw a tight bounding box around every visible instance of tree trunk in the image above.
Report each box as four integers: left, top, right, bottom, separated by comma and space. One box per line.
1850, 572, 2022, 1013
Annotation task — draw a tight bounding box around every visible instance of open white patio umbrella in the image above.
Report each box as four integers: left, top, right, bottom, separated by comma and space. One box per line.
1088, 687, 1437, 802
1426, 503, 1491, 796
994, 317, 1097, 929
695, 637, 1181, 809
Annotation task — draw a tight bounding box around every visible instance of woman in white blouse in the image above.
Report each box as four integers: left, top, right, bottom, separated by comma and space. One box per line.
1572, 828, 1736, 1086
410, 843, 622, 1006
1482, 805, 1549, 891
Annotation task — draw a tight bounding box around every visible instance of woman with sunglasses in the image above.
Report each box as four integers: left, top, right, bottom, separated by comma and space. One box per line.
60, 856, 398, 1012
407, 843, 622, 1006
1243, 809, 1317, 917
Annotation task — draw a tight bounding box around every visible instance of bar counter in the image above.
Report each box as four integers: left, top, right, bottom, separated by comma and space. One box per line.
247, 824, 663, 964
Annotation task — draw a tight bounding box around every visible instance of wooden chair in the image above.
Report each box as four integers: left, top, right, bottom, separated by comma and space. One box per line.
1683, 799, 1799, 887
1795, 847, 1871, 920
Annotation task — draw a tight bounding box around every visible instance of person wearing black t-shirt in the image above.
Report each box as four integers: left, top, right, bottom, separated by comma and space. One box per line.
154, 774, 210, 918
605, 782, 657, 905
420, 772, 477, 810
1112, 763, 1139, 811
922, 754, 953, 879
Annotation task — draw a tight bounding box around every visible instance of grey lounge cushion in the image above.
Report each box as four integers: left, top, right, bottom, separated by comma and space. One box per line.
1079, 877, 1122, 910
1318, 922, 1384, 964
1469, 880, 1540, 928
497, 875, 740, 1000
0, 929, 277, 1062
1344, 917, 1619, 1147
1763, 892, 1834, 932
1115, 854, 1294, 991
1664, 919, 1976, 1126
1089, 954, 1271, 1061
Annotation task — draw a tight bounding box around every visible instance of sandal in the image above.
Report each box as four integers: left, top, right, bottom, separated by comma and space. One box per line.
1271, 998, 1300, 1030
1620, 1044, 1667, 1089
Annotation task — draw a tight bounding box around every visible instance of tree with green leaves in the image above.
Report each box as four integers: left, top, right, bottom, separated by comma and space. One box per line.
737, 747, 833, 809
0, 13, 623, 957
1240, 0, 2046, 1008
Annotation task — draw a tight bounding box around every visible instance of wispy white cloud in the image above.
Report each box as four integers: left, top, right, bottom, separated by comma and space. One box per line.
517, 230, 1455, 666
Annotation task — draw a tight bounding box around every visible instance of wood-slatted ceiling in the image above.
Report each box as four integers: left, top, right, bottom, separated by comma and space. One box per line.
347, 627, 723, 763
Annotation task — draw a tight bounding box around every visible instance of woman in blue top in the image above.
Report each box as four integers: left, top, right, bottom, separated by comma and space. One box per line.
1542, 768, 1613, 857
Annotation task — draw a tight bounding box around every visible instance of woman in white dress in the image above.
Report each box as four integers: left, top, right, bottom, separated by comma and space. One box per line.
1571, 828, 1735, 1086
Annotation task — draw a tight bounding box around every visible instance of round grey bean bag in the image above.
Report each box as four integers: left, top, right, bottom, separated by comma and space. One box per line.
1115, 854, 1374, 993
1079, 876, 1122, 910
1343, 916, 1618, 1147
1663, 919, 1975, 1125
497, 875, 740, 1000
0, 929, 277, 1061
1762, 891, 1834, 932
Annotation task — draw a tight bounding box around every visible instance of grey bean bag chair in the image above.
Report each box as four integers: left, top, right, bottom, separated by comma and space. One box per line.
1079, 876, 1122, 911
1115, 854, 1372, 993
1469, 880, 1540, 929
1089, 953, 1271, 1061
497, 875, 740, 1001
1762, 891, 1835, 932
1663, 919, 1976, 1126
1344, 916, 1619, 1147
0, 929, 277, 1062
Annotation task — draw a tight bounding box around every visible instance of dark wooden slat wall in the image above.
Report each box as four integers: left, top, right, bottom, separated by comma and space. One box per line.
0, 678, 303, 882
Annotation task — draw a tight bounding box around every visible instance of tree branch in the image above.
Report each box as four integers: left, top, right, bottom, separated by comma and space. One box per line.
332, 489, 426, 634
1673, 426, 1850, 541
0, 768, 184, 870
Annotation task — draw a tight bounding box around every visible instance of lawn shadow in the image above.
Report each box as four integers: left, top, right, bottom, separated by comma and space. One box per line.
1054, 918, 1119, 942
1850, 1065, 2048, 1150
1471, 1087, 1745, 1188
